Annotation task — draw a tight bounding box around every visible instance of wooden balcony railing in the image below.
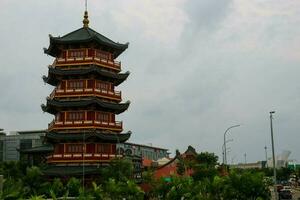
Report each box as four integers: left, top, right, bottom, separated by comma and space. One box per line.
53, 56, 121, 71
47, 153, 123, 163
48, 120, 123, 132
49, 88, 121, 102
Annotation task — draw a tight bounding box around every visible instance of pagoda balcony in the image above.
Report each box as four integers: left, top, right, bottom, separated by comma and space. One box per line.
53, 56, 121, 71
48, 120, 123, 132
49, 88, 122, 102
46, 153, 122, 163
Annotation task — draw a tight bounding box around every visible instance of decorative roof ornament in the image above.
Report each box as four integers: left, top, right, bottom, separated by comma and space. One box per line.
83, 0, 89, 28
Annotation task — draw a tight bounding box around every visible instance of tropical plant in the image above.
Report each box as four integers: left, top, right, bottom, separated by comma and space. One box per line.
66, 177, 81, 197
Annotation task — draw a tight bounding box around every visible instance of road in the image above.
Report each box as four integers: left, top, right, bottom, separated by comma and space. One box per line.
292, 188, 300, 200
271, 188, 300, 200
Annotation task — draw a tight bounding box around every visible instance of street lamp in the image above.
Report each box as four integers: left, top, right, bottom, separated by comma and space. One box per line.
222, 139, 233, 163
269, 111, 277, 199
223, 125, 240, 165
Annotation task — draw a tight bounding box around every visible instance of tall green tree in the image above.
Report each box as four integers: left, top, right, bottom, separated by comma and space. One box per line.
192, 152, 218, 181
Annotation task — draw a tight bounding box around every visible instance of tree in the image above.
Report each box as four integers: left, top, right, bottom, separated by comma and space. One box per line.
192, 152, 218, 181
101, 158, 134, 182
66, 177, 81, 197
22, 166, 44, 196
221, 171, 271, 200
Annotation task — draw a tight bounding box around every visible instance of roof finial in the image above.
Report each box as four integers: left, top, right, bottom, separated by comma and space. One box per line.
83, 0, 89, 28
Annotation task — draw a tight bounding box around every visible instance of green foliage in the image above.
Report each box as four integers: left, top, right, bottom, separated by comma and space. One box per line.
28, 195, 46, 200
90, 182, 104, 200
50, 178, 65, 197
196, 152, 218, 166
192, 152, 218, 181
0, 161, 25, 180
220, 170, 271, 200
23, 166, 45, 196
277, 167, 293, 181
101, 158, 134, 182
177, 157, 186, 175
104, 178, 144, 200
0, 178, 24, 200
66, 177, 81, 197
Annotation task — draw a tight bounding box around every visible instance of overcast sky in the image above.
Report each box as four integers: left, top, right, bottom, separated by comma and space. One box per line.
0, 0, 299, 164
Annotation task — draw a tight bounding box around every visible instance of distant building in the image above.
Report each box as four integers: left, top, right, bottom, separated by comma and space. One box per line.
230, 161, 266, 169
267, 150, 291, 168
0, 130, 46, 162
116, 142, 169, 161
154, 146, 197, 179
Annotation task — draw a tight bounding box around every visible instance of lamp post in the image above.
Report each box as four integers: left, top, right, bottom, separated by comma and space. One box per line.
223, 125, 240, 165
222, 139, 233, 163
269, 111, 277, 199
264, 146, 268, 167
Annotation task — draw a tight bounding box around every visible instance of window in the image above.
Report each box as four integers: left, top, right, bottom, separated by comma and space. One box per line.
95, 50, 109, 60
67, 112, 84, 121
69, 50, 85, 58
96, 144, 111, 154
68, 80, 84, 89
96, 81, 109, 91
96, 112, 109, 122
67, 144, 83, 153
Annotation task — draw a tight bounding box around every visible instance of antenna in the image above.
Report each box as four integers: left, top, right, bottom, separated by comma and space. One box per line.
85, 0, 88, 12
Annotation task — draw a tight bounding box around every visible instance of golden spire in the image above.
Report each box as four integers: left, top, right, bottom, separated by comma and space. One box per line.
83, 0, 89, 28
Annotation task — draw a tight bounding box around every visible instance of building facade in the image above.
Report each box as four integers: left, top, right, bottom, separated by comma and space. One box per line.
0, 130, 46, 162
117, 142, 169, 161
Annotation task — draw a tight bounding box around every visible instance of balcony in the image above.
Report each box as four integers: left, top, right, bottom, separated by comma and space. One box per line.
50, 88, 122, 102
48, 120, 123, 132
53, 56, 121, 71
47, 153, 122, 163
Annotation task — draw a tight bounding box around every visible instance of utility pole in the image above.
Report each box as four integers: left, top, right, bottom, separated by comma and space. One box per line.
270, 111, 277, 200
244, 153, 247, 164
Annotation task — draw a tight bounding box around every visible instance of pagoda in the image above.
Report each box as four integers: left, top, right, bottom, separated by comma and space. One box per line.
41, 11, 131, 174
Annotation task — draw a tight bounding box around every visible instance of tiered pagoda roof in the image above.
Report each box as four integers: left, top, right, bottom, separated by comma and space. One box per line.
43, 65, 129, 86
44, 27, 129, 58
45, 131, 131, 143
41, 98, 130, 114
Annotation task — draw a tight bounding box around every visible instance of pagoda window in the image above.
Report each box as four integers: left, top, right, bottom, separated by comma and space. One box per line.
87, 80, 94, 88
96, 81, 110, 91
66, 144, 83, 153
88, 49, 94, 57
68, 80, 84, 89
54, 144, 64, 154
95, 50, 111, 60
55, 113, 61, 121
67, 111, 84, 121
95, 112, 109, 122
68, 49, 85, 58
96, 144, 111, 154
87, 111, 94, 120
58, 81, 66, 90
86, 143, 95, 153
59, 51, 67, 59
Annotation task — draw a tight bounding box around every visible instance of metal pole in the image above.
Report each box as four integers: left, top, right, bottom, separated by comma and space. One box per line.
264, 146, 268, 167
223, 125, 240, 165
82, 132, 85, 191
270, 111, 277, 200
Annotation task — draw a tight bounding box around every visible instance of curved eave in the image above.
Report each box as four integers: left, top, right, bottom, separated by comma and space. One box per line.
41, 98, 130, 115
45, 131, 131, 143
44, 29, 129, 58
19, 145, 54, 154
43, 66, 129, 86
43, 166, 102, 176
